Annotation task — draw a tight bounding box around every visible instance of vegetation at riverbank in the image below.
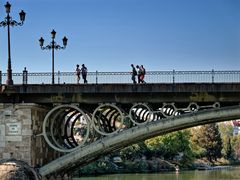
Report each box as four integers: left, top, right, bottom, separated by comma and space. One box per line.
74, 122, 240, 177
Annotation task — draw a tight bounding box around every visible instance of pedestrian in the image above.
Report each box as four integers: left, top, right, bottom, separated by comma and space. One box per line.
140, 65, 146, 83
131, 64, 137, 84
76, 64, 81, 84
81, 64, 88, 84
136, 65, 141, 83
175, 165, 180, 174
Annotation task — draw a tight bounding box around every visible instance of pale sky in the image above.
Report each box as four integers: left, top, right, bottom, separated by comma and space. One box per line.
0, 0, 239, 73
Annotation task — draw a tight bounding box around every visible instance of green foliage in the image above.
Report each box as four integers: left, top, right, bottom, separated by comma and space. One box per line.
190, 128, 205, 158
232, 134, 240, 160
218, 123, 234, 158
79, 159, 118, 175
144, 135, 165, 157
79, 161, 99, 175
145, 129, 194, 166
191, 123, 223, 162
78, 122, 240, 176
225, 138, 234, 160
120, 144, 142, 161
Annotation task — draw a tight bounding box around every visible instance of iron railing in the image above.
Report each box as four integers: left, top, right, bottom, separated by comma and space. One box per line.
0, 70, 239, 85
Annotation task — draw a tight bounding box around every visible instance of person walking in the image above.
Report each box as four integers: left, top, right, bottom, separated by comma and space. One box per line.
76, 64, 81, 84
136, 65, 141, 83
131, 64, 137, 84
81, 64, 88, 84
140, 65, 146, 83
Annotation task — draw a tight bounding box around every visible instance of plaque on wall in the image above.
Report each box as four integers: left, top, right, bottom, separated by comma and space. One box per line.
6, 123, 21, 135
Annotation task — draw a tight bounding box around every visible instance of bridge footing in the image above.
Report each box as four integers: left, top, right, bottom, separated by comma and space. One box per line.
0, 159, 41, 180
0, 159, 72, 180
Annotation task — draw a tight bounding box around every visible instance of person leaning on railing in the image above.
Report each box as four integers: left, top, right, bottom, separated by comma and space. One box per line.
81, 64, 88, 84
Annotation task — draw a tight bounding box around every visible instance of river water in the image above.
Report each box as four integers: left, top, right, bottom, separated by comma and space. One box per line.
73, 166, 240, 180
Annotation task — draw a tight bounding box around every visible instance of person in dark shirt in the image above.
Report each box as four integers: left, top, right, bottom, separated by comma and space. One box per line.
131, 64, 137, 84
81, 64, 88, 84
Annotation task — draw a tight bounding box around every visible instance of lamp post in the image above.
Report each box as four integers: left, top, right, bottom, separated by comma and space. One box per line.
39, 30, 68, 84
0, 2, 26, 85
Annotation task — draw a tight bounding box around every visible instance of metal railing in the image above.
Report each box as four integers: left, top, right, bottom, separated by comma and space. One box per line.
0, 70, 239, 85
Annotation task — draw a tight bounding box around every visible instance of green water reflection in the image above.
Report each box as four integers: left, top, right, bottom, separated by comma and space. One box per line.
74, 166, 240, 180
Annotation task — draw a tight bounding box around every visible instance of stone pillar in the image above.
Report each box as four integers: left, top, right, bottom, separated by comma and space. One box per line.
0, 103, 54, 167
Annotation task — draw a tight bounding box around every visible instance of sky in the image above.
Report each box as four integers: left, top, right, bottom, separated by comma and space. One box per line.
0, 0, 239, 73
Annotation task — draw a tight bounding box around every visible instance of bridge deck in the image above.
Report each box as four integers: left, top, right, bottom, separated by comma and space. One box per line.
0, 83, 240, 104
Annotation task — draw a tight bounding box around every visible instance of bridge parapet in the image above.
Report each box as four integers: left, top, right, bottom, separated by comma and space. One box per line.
1, 83, 240, 104
0, 70, 239, 85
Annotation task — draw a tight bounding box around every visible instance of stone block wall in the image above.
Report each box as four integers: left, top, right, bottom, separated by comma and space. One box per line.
0, 103, 60, 167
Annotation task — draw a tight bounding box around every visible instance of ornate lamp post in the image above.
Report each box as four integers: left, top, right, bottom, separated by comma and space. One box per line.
39, 30, 68, 84
0, 2, 26, 85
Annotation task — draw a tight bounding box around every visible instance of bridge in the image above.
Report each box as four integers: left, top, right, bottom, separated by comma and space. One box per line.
0, 70, 240, 179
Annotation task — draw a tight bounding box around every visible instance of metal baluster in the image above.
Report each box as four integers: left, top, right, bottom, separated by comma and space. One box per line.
58, 71, 60, 84
96, 70, 98, 84
22, 67, 28, 84
212, 69, 214, 83
0, 71, 2, 85
173, 69, 175, 84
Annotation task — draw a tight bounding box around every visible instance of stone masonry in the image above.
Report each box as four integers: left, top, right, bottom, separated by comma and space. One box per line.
0, 103, 59, 168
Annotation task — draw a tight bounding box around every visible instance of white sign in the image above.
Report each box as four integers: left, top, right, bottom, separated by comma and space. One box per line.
6, 123, 21, 135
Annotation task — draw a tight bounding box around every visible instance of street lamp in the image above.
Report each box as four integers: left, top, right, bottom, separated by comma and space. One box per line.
39, 30, 68, 84
0, 2, 26, 85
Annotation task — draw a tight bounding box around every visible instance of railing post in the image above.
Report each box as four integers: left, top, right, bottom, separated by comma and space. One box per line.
58, 71, 60, 84
212, 69, 214, 83
0, 71, 2, 85
173, 69, 175, 84
22, 67, 28, 85
96, 70, 98, 84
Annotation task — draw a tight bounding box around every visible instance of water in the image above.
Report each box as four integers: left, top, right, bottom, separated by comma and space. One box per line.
73, 166, 240, 180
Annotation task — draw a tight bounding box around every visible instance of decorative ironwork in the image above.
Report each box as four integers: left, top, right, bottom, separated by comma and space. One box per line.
42, 101, 226, 152
42, 105, 92, 152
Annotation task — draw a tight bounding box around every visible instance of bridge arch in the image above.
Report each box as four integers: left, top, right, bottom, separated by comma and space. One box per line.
41, 101, 232, 152
39, 105, 240, 176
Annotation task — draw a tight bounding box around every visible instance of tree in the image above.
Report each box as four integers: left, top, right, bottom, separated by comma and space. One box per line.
192, 123, 223, 162
232, 134, 240, 160
190, 127, 205, 158
145, 130, 194, 166
120, 144, 142, 161
218, 122, 234, 158
225, 138, 234, 160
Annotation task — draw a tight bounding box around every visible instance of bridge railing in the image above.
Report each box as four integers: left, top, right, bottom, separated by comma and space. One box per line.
0, 70, 239, 85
